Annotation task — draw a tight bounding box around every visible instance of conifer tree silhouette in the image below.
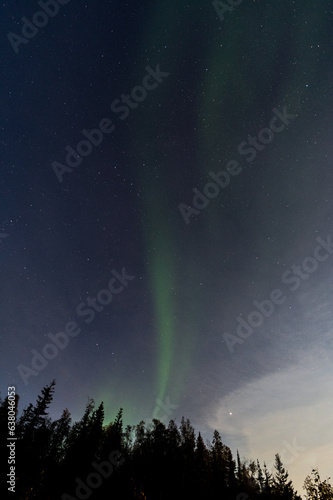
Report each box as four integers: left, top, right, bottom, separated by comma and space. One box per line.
1, 382, 328, 500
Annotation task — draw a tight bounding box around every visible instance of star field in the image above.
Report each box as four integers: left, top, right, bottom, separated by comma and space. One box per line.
1, 0, 333, 495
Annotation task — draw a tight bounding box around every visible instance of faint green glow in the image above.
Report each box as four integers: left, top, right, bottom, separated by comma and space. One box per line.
150, 232, 175, 401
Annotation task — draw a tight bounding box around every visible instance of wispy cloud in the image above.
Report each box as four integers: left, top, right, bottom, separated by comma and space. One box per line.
208, 349, 333, 495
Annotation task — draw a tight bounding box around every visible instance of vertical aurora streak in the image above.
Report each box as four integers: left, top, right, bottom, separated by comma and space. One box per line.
150, 232, 175, 402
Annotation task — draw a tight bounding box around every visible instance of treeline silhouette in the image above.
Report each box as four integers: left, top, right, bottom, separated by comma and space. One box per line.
1, 380, 332, 499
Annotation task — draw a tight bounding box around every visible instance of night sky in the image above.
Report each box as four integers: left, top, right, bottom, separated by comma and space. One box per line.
1, 0, 333, 494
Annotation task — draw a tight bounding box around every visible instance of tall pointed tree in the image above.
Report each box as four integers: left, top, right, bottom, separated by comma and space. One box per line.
272, 453, 301, 500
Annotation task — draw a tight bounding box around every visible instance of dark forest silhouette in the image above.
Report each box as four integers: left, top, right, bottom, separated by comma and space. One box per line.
1, 381, 332, 499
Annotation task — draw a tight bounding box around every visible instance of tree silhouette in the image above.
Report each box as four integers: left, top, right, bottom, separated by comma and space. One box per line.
1, 382, 326, 500
272, 453, 302, 500
15, 379, 56, 498
303, 469, 333, 500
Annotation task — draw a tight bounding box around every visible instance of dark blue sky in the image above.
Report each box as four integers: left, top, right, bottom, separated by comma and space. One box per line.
1, 0, 333, 493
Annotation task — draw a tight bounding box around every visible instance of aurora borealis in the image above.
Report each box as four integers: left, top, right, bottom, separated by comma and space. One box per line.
1, 0, 333, 495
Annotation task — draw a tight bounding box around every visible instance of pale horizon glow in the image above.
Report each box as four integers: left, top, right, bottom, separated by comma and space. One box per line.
208, 347, 333, 497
